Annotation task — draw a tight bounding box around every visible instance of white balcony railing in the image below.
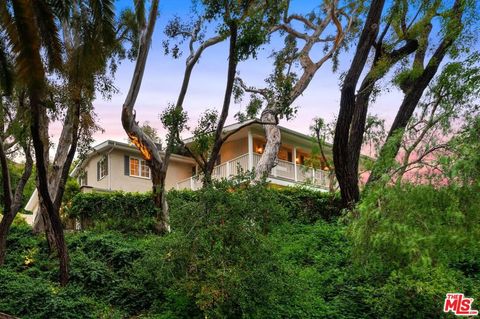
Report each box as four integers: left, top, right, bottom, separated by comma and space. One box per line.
176, 152, 333, 191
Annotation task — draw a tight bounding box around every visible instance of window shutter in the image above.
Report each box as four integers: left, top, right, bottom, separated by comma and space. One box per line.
97, 161, 100, 181
124, 155, 129, 175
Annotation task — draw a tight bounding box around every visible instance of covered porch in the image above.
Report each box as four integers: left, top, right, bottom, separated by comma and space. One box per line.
176, 127, 333, 191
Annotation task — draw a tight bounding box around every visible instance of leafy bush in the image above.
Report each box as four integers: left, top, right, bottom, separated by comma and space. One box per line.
68, 186, 340, 234
272, 187, 342, 223
129, 181, 293, 318
69, 192, 157, 233
349, 183, 480, 318
5, 181, 478, 318
351, 184, 480, 273
0, 268, 118, 319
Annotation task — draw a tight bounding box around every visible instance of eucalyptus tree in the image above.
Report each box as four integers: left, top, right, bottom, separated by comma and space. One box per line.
122, 0, 283, 233
332, 0, 468, 206
234, 0, 361, 182
367, 0, 477, 186
121, 0, 229, 233
33, 0, 118, 251
178, 0, 284, 186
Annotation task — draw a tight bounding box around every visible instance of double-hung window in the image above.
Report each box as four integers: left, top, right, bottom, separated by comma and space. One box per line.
97, 156, 108, 180
130, 157, 150, 179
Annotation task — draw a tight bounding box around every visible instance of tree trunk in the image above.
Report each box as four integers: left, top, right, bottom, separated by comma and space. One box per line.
35, 203, 57, 252
201, 22, 238, 186
30, 93, 70, 286
254, 109, 281, 181
328, 171, 336, 194
152, 168, 170, 234
333, 0, 385, 207
0, 212, 15, 265
121, 0, 170, 233
0, 142, 33, 265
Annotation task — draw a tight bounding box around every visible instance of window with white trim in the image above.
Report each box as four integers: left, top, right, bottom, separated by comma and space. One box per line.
130, 157, 150, 178
98, 156, 108, 180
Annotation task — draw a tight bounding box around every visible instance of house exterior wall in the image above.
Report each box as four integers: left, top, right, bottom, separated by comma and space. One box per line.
109, 149, 151, 192
219, 138, 248, 162
81, 149, 195, 192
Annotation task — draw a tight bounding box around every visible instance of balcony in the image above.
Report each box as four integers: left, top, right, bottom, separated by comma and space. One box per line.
176, 153, 333, 191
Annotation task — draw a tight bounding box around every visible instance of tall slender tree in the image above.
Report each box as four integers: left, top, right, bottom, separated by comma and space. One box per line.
174, 0, 285, 186
1, 0, 70, 285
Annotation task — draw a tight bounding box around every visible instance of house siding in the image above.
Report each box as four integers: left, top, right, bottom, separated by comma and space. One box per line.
81, 149, 195, 192
219, 138, 248, 162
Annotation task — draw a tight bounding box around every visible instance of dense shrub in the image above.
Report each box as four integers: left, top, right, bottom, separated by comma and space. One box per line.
349, 184, 480, 318
68, 186, 340, 234
129, 181, 292, 318
69, 192, 157, 233
272, 187, 342, 223
351, 184, 480, 273
0, 268, 117, 319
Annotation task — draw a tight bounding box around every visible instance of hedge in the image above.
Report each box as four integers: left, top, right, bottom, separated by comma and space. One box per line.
68, 192, 158, 233
67, 187, 342, 233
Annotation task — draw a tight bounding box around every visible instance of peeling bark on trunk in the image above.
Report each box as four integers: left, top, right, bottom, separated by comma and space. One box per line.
121, 0, 170, 233
251, 2, 356, 183
152, 168, 170, 234
254, 110, 280, 181
30, 92, 70, 286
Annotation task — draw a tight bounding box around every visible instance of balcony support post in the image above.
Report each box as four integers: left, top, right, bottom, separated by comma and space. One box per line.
248, 129, 253, 171
293, 147, 297, 182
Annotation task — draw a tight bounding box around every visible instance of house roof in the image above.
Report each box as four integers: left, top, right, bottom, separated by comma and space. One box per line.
70, 140, 194, 177
182, 119, 331, 147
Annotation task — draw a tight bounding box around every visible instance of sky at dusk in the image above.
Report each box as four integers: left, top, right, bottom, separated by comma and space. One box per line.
50, 0, 460, 147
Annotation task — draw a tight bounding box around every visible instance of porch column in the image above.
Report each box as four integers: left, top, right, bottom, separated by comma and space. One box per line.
248, 129, 253, 171
293, 146, 297, 182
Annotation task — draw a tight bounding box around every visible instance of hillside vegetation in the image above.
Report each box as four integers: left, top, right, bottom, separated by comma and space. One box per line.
1, 180, 478, 318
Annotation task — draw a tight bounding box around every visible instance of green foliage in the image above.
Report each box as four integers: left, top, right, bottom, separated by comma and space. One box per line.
68, 192, 157, 233
69, 186, 340, 233
443, 115, 480, 184
0, 160, 36, 213
273, 187, 341, 223
129, 182, 288, 318
4, 182, 480, 318
349, 183, 480, 318
351, 184, 480, 273
0, 268, 117, 319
